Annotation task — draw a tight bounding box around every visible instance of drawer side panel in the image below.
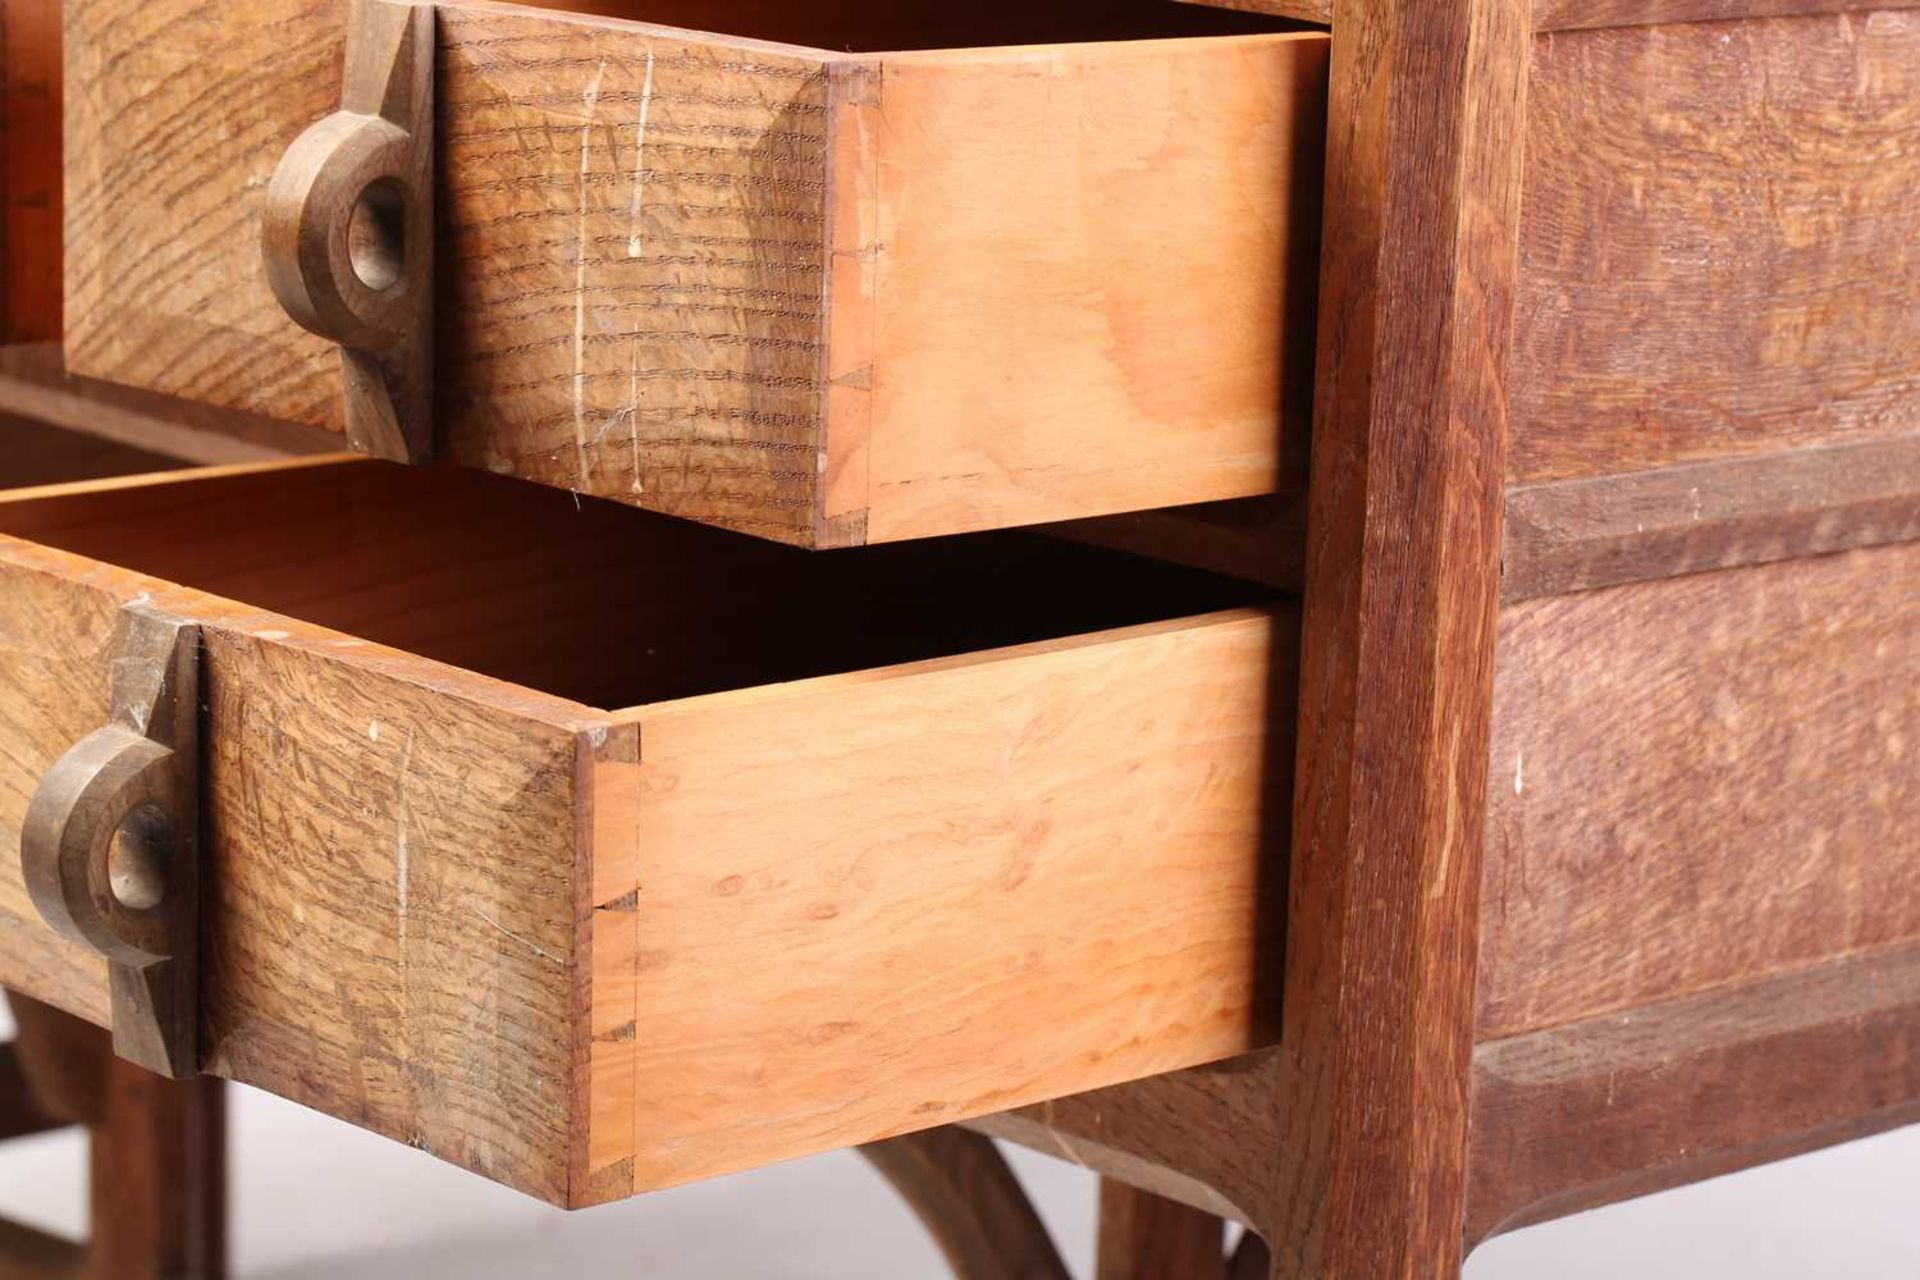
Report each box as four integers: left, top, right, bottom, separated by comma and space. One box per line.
592, 610, 1293, 1197
839, 36, 1327, 543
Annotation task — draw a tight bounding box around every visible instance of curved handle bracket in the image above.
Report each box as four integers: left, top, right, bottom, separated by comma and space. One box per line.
262, 0, 435, 463
22, 607, 201, 1079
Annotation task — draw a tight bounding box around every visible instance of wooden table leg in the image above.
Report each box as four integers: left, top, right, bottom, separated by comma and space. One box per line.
862, 1127, 1069, 1280
0, 991, 226, 1280
1096, 1180, 1226, 1280
86, 1057, 225, 1280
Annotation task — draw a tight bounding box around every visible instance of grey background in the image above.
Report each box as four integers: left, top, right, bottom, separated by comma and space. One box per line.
0, 1003, 1913, 1277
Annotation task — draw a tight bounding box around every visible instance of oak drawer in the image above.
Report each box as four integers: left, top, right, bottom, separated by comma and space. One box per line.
0, 454, 1291, 1206
63, 0, 1329, 547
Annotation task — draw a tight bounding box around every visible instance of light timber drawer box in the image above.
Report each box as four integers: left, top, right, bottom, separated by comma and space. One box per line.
62, 0, 1330, 546
0, 453, 1292, 1206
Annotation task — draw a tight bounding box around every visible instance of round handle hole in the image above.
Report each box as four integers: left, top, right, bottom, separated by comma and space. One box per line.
109, 804, 171, 911
349, 178, 407, 293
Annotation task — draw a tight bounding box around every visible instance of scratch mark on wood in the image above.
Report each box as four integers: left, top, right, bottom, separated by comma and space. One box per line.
466, 897, 567, 967
622, 48, 657, 497
396, 730, 415, 959
571, 58, 608, 491
626, 46, 655, 259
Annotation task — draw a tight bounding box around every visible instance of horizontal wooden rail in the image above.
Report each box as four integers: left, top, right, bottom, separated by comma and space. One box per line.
1182, 0, 1920, 32
1532, 0, 1920, 30
1502, 434, 1920, 600
0, 345, 334, 466
1467, 944, 1920, 1245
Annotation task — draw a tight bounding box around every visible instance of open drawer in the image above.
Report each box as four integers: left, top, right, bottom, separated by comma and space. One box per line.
63, 0, 1329, 547
0, 454, 1293, 1206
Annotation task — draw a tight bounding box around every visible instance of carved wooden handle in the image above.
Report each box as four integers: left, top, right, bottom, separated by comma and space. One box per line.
24, 727, 181, 961
262, 0, 434, 463
20, 609, 200, 1079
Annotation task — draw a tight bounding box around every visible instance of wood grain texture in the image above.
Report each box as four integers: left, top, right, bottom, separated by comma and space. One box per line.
823, 35, 1326, 543
65, 0, 1326, 543
63, 0, 832, 539
0, 458, 1264, 711
2, 991, 226, 1280
1097, 1180, 1226, 1280
1, 0, 59, 341
1176, 0, 1333, 26
1467, 944, 1920, 1245
62, 0, 345, 422
1480, 542, 1920, 1039
971, 1051, 1282, 1231
1045, 495, 1308, 593
0, 347, 335, 465
991, 10, 1920, 1269
1512, 13, 1920, 483
20, 606, 201, 1080
1502, 434, 1920, 600
0, 417, 180, 489
582, 609, 1294, 1197
861, 1127, 1070, 1280
0, 550, 113, 1028
977, 0, 1537, 1256
1264, 0, 1529, 1271
85, 1060, 225, 1280
1183, 0, 1920, 29
434, 5, 832, 542
0, 459, 1291, 1205
1532, 0, 1920, 31
0, 467, 614, 1204
196, 622, 594, 1204
0, 1043, 65, 1143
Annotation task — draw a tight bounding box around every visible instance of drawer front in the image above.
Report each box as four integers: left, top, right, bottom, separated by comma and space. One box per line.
0, 455, 1289, 1205
63, 0, 1327, 546
0, 460, 601, 1204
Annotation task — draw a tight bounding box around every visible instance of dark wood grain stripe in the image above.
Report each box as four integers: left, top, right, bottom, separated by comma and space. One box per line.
1534, 0, 1920, 31
1502, 434, 1920, 600
1181, 0, 1920, 31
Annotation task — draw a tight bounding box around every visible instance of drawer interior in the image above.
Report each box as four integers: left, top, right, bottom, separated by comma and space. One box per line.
0, 459, 1271, 708
530, 0, 1307, 50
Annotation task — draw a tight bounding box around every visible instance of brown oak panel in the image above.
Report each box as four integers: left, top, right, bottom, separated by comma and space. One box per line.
1511, 13, 1920, 483
1479, 542, 1920, 1039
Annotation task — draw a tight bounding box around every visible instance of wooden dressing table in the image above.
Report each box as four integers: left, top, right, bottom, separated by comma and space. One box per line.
0, 0, 1913, 1274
